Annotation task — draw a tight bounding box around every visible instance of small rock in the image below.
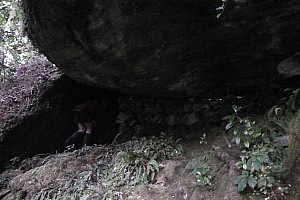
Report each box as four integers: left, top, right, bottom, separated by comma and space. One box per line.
116, 113, 131, 123
181, 113, 199, 126
165, 115, 181, 126
192, 102, 210, 113
203, 111, 214, 118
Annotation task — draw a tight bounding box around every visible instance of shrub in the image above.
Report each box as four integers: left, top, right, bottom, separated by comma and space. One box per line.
0, 56, 60, 134
223, 105, 285, 195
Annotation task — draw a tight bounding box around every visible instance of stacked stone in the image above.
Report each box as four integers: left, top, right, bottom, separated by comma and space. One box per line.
116, 96, 227, 137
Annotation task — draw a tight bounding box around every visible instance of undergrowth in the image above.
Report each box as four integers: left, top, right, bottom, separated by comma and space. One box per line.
185, 133, 215, 187
222, 88, 300, 198
185, 149, 214, 187
0, 56, 59, 135
10, 134, 183, 199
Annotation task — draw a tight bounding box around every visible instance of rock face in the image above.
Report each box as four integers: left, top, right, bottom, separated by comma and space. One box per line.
21, 0, 300, 97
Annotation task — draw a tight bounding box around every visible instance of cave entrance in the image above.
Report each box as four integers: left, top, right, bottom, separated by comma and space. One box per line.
60, 79, 120, 148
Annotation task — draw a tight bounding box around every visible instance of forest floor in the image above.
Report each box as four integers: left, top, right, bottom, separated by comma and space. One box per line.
0, 122, 299, 200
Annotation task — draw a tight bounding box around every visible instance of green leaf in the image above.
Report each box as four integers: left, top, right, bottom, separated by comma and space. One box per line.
236, 137, 241, 145
232, 105, 238, 112
245, 121, 251, 127
267, 176, 275, 184
236, 174, 248, 184
257, 177, 266, 188
148, 159, 159, 172
237, 177, 247, 192
244, 141, 250, 148
246, 158, 252, 170
248, 176, 257, 189
257, 154, 269, 163
253, 132, 261, 138
225, 122, 233, 130
252, 161, 260, 172
175, 138, 181, 144
222, 114, 235, 122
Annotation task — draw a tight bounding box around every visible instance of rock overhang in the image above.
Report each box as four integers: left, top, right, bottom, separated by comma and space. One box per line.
22, 0, 300, 98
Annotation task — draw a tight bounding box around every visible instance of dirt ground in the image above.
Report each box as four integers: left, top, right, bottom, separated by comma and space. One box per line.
0, 126, 299, 200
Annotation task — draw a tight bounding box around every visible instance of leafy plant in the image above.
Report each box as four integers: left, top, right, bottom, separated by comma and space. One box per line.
222, 105, 264, 148
202, 150, 214, 161
223, 105, 285, 195
0, 0, 37, 67
200, 133, 208, 145
9, 156, 20, 167
22, 135, 183, 200
0, 0, 57, 135
98, 135, 183, 198
110, 134, 183, 187
185, 159, 213, 186
235, 145, 279, 194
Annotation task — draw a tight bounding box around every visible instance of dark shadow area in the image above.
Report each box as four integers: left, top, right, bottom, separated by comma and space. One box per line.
0, 75, 119, 172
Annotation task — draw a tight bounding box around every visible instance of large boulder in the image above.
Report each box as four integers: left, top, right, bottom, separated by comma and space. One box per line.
22, 0, 300, 97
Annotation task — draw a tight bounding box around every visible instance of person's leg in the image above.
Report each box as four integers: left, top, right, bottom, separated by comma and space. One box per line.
65, 112, 86, 147
68, 104, 97, 146
84, 122, 92, 134
83, 122, 94, 145
77, 123, 86, 132
65, 129, 86, 147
